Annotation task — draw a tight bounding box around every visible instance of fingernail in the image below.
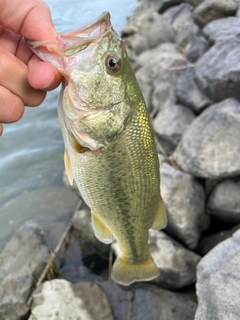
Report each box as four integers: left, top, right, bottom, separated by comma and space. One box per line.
43, 75, 55, 90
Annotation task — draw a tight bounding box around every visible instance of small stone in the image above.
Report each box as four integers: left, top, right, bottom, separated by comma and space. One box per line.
0, 221, 50, 320
182, 34, 209, 62
184, 0, 204, 7
173, 99, 240, 179
153, 104, 195, 153
175, 67, 212, 113
193, 0, 238, 26
160, 162, 209, 249
207, 179, 240, 223
195, 229, 240, 320
195, 38, 240, 101
29, 279, 113, 320
203, 17, 240, 43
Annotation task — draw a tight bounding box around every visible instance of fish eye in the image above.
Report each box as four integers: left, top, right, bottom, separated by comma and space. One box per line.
105, 54, 121, 73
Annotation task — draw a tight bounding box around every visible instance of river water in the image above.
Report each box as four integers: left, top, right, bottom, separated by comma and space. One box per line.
0, 0, 137, 251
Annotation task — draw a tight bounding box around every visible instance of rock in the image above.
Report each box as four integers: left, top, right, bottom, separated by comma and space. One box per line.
173, 99, 240, 179
153, 104, 195, 154
135, 67, 153, 111
181, 34, 209, 62
73, 207, 110, 259
112, 230, 200, 289
160, 162, 209, 249
175, 68, 212, 113
207, 179, 240, 223
197, 224, 240, 256
164, 3, 199, 36
127, 9, 175, 55
0, 221, 50, 320
193, 0, 238, 26
184, 0, 204, 7
195, 38, 240, 102
29, 279, 113, 320
195, 229, 240, 320
158, 0, 182, 13
137, 43, 187, 111
203, 17, 240, 44
100, 281, 197, 320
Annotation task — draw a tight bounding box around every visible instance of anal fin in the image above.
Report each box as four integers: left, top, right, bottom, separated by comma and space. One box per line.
151, 197, 167, 230
64, 149, 73, 186
91, 212, 114, 244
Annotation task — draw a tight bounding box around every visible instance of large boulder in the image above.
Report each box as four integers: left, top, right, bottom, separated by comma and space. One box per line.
153, 104, 195, 153
100, 281, 197, 320
194, 38, 240, 102
160, 162, 209, 249
29, 279, 113, 320
0, 221, 50, 320
193, 0, 238, 26
207, 179, 240, 223
203, 17, 240, 43
173, 99, 240, 179
195, 229, 240, 320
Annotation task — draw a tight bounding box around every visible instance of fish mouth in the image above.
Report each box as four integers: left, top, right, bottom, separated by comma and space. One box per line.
27, 12, 116, 57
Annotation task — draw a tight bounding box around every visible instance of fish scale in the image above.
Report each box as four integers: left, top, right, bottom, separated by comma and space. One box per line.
28, 11, 167, 286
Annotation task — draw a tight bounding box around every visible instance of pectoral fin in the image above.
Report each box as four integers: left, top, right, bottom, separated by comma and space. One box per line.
91, 212, 115, 244
64, 149, 74, 186
151, 197, 167, 230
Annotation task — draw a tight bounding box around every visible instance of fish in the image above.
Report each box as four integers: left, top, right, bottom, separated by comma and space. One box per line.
28, 12, 167, 286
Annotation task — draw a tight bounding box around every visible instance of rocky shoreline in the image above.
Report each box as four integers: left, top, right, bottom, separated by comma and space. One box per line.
1, 0, 240, 319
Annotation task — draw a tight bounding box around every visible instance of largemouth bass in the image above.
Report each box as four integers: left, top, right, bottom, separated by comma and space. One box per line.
28, 12, 167, 286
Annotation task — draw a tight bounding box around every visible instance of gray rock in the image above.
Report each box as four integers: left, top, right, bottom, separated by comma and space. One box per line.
160, 162, 209, 249
127, 9, 175, 55
158, 0, 182, 13
207, 179, 240, 223
73, 207, 110, 259
0, 221, 50, 320
173, 99, 240, 179
193, 0, 238, 26
181, 34, 209, 62
29, 279, 113, 320
175, 68, 212, 113
197, 224, 240, 256
195, 229, 240, 320
184, 0, 204, 7
136, 43, 187, 112
153, 104, 195, 153
135, 67, 153, 112
203, 17, 240, 43
164, 3, 199, 36
100, 281, 197, 320
112, 230, 200, 289
195, 38, 240, 101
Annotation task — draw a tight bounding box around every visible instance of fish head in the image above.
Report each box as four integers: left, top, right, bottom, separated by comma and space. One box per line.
28, 12, 136, 150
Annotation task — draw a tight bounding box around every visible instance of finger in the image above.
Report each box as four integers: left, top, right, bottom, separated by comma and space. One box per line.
28, 55, 62, 90
0, 123, 3, 136
0, 26, 21, 54
0, 0, 57, 40
0, 85, 24, 123
0, 47, 46, 106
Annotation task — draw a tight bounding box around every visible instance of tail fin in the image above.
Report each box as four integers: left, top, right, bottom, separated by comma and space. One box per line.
111, 254, 159, 286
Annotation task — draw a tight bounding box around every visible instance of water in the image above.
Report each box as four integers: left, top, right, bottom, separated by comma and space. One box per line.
0, 0, 137, 251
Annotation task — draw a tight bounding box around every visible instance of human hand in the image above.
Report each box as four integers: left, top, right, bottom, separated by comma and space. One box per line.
0, 0, 62, 135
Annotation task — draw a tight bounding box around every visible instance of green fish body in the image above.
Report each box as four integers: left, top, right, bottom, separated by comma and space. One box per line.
28, 12, 167, 286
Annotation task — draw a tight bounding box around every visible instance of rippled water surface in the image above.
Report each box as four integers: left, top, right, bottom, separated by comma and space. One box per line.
0, 0, 137, 251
